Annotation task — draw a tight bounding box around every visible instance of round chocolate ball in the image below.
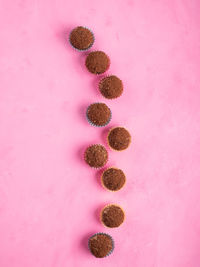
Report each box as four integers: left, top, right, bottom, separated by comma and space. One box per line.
69, 26, 94, 50
99, 75, 123, 99
108, 127, 131, 151
87, 103, 111, 127
88, 233, 114, 258
85, 51, 110, 74
84, 144, 108, 168
101, 167, 126, 191
101, 204, 125, 228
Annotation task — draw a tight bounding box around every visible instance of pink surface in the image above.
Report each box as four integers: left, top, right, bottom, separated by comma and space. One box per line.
0, 0, 200, 266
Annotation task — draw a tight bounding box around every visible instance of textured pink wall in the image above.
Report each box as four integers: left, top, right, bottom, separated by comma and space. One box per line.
0, 0, 200, 266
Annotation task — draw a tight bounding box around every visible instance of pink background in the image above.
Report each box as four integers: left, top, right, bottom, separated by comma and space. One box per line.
0, 0, 200, 266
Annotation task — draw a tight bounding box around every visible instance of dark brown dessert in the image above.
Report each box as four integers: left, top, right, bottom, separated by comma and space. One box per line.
99, 75, 123, 99
84, 144, 108, 168
87, 103, 111, 127
101, 204, 125, 228
88, 233, 114, 258
108, 127, 131, 151
101, 167, 126, 191
69, 26, 94, 50
85, 51, 110, 74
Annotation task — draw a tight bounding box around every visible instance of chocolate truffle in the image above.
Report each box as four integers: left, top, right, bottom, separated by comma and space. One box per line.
84, 144, 108, 168
69, 26, 94, 50
87, 103, 111, 127
99, 75, 123, 99
108, 127, 131, 151
101, 204, 125, 228
88, 233, 114, 258
101, 167, 126, 191
85, 51, 110, 74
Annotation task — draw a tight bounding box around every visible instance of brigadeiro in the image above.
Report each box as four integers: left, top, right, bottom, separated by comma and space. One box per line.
88, 233, 114, 258
101, 167, 126, 191
69, 26, 94, 51
86, 103, 112, 127
100, 204, 125, 228
84, 144, 108, 168
99, 75, 123, 99
107, 127, 131, 151
85, 51, 110, 74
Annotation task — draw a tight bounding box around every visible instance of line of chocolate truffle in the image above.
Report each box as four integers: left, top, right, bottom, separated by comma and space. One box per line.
69, 26, 131, 258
